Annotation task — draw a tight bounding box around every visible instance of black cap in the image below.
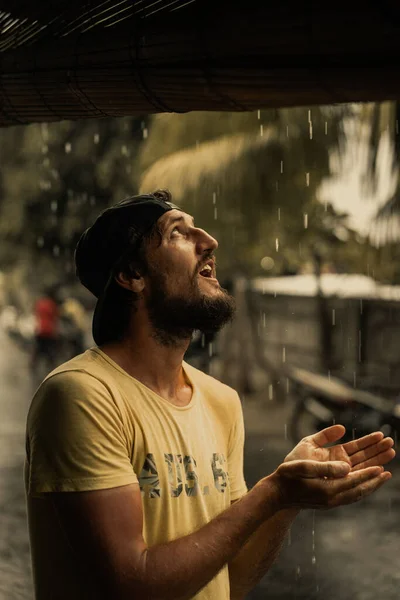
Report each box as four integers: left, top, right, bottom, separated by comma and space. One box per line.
75, 192, 180, 345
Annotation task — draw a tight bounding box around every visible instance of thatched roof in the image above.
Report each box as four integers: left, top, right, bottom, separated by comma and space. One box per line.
1, 1, 400, 126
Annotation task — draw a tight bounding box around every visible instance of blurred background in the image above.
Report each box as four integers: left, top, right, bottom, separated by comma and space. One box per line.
2, 103, 400, 598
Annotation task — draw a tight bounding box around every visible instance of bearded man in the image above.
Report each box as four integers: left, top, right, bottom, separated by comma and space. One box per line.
25, 190, 395, 600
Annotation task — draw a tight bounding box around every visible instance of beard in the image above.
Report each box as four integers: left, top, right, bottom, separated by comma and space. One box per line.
145, 268, 236, 347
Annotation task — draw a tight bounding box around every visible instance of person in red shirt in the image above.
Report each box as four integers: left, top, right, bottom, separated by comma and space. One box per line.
31, 286, 60, 375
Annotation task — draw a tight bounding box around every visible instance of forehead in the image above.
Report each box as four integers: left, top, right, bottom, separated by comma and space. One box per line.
157, 209, 194, 229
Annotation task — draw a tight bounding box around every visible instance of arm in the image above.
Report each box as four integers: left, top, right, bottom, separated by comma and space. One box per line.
228, 425, 396, 600
52, 460, 388, 600
228, 506, 299, 600
52, 476, 281, 600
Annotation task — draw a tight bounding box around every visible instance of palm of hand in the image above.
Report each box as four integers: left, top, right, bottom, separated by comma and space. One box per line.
285, 437, 350, 466
284, 424, 395, 472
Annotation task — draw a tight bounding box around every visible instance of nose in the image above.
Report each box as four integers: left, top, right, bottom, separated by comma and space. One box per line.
195, 227, 218, 254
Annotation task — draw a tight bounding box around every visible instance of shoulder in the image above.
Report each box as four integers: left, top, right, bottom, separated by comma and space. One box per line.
28, 351, 120, 428
38, 347, 119, 395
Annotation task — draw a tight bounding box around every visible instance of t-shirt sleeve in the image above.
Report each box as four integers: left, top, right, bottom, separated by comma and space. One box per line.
26, 370, 138, 496
227, 393, 248, 501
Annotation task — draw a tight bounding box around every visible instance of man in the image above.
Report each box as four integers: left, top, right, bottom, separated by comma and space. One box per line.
25, 190, 395, 600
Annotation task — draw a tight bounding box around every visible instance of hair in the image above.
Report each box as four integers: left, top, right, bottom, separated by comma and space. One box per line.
102, 189, 173, 344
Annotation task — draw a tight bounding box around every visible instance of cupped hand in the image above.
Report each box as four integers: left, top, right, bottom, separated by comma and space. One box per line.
284, 425, 396, 471
272, 458, 391, 510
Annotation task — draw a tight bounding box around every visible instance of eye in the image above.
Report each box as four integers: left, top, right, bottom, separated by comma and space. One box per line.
170, 225, 186, 238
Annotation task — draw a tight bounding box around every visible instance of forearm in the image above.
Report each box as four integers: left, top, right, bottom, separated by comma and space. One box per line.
228, 508, 299, 600
121, 477, 281, 600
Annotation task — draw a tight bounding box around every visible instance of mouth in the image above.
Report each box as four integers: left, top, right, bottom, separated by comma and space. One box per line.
198, 259, 217, 280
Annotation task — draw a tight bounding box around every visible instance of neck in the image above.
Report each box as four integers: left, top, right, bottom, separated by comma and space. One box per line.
99, 325, 193, 406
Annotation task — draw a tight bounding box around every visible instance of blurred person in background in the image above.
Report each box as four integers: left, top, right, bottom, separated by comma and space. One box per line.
30, 285, 60, 376
25, 191, 395, 600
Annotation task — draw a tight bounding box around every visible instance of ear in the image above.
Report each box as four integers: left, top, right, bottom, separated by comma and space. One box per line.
114, 270, 145, 293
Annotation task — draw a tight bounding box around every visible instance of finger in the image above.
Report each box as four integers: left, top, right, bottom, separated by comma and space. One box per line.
330, 465, 384, 493
343, 431, 385, 456
280, 459, 350, 479
331, 471, 391, 507
310, 425, 346, 447
351, 448, 396, 471
349, 437, 394, 467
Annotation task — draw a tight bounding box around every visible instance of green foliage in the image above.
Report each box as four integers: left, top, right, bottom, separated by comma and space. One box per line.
0, 117, 146, 296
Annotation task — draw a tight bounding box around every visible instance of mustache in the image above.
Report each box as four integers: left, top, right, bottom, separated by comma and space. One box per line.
195, 252, 217, 274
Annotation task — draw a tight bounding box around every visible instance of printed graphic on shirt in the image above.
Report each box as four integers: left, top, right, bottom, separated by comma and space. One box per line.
139, 452, 228, 498
137, 453, 161, 498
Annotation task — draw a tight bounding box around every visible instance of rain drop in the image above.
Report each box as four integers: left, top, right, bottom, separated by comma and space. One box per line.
260, 124, 264, 137
304, 213, 308, 229
94, 133, 100, 144
275, 238, 279, 252
65, 142, 72, 154
41, 122, 49, 140
306, 172, 310, 187
143, 128, 148, 139
260, 256, 274, 271
37, 237, 44, 248
52, 245, 60, 257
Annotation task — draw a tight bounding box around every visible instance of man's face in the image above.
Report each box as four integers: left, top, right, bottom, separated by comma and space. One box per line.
141, 209, 235, 343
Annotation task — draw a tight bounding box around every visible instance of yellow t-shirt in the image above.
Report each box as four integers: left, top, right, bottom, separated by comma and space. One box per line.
25, 347, 248, 600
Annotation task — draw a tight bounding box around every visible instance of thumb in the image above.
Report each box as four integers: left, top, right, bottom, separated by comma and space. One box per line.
311, 425, 346, 447
280, 460, 351, 479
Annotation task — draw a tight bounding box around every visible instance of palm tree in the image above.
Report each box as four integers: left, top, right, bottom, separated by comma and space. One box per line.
358, 102, 400, 244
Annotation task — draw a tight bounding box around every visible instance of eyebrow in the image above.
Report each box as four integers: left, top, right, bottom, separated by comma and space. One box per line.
165, 215, 195, 230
